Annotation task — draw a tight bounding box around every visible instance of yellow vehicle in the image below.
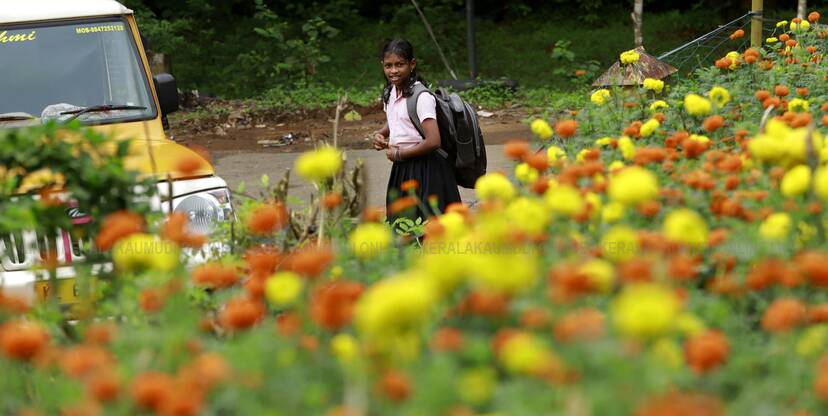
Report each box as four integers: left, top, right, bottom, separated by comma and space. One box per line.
0, 0, 233, 303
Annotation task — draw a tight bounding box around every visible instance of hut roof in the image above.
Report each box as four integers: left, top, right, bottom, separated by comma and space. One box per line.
592, 46, 678, 88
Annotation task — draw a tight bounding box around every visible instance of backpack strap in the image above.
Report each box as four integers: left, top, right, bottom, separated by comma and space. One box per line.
406, 83, 449, 159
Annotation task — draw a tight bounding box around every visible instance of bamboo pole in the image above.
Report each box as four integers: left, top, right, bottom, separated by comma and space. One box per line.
751, 0, 763, 48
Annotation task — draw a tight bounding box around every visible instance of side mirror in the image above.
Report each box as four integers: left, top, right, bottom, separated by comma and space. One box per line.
153, 73, 179, 115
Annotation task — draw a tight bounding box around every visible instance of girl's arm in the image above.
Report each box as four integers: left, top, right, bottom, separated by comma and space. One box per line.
372, 122, 390, 150
395, 118, 440, 159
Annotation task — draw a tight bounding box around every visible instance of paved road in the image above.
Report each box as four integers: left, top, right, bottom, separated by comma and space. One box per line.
213, 144, 512, 208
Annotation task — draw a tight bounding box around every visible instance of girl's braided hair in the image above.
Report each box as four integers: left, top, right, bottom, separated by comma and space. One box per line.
381, 39, 428, 105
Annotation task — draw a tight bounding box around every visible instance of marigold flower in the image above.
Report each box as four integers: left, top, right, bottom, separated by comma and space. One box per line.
530, 119, 553, 140
766, 36, 779, 43
378, 370, 412, 402
775, 85, 790, 97
639, 118, 660, 137
612, 283, 680, 339
684, 93, 712, 116
797, 325, 828, 356
504, 139, 530, 161
788, 98, 810, 112
553, 308, 605, 343
219, 297, 265, 330
161, 212, 206, 249
112, 233, 180, 273
330, 333, 359, 364
514, 162, 539, 184
708, 86, 731, 108
192, 262, 240, 289
457, 367, 496, 405
474, 172, 515, 202
620, 49, 640, 64
295, 146, 342, 183
759, 212, 792, 241
762, 297, 807, 332
310, 280, 363, 330
284, 244, 335, 278
547, 145, 567, 162
649, 100, 669, 112
431, 327, 465, 352
685, 330, 729, 373
608, 166, 659, 206
634, 391, 725, 416
87, 371, 120, 403
642, 78, 664, 93
590, 89, 611, 105
555, 119, 578, 138
508, 197, 551, 236
544, 184, 584, 216
247, 202, 288, 235
95, 210, 144, 251
130, 371, 173, 412
809, 11, 820, 23
663, 209, 708, 247
175, 153, 204, 175
264, 271, 304, 307
729, 28, 745, 40
355, 274, 437, 338
600, 226, 639, 262
498, 332, 561, 377
703, 115, 725, 132
349, 222, 392, 260
321, 192, 344, 210
0, 320, 49, 361
781, 165, 812, 196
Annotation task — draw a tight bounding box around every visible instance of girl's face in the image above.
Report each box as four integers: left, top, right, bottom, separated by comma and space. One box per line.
383, 52, 415, 88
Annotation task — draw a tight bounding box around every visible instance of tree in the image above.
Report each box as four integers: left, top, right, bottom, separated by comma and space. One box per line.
798, 0, 807, 19
632, 0, 643, 47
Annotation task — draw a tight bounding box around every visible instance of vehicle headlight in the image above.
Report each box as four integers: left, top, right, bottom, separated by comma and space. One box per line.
173, 189, 233, 235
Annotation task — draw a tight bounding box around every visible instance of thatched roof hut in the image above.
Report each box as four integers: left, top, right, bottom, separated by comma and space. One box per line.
592, 46, 678, 88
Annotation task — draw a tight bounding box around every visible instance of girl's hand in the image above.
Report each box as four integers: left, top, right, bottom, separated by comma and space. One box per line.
372, 132, 388, 150
386, 145, 399, 162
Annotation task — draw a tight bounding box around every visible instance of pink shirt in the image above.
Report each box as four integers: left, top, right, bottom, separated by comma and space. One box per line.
384, 82, 436, 149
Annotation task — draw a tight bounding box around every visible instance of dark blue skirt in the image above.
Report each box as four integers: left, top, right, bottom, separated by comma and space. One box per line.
386, 150, 462, 221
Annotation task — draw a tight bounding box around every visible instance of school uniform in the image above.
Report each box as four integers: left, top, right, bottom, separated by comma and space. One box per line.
384, 81, 461, 220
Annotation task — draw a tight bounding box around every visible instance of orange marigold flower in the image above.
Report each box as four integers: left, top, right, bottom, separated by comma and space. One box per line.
60, 344, 112, 379
822, 114, 828, 127
161, 212, 206, 249
275, 312, 302, 337
520, 307, 551, 328
389, 196, 418, 214
555, 119, 578, 138
775, 85, 790, 97
139, 288, 166, 313
361, 206, 385, 222
87, 371, 120, 403
95, 210, 144, 251
176, 154, 204, 176
84, 322, 117, 345
755, 90, 771, 102
130, 371, 174, 412
796, 251, 828, 286
762, 297, 807, 332
284, 244, 335, 279
504, 139, 530, 161
525, 152, 549, 172
321, 192, 344, 210
553, 308, 605, 343
809, 11, 821, 22
431, 327, 465, 352
245, 246, 282, 276
634, 391, 724, 416
378, 370, 412, 402
246, 202, 288, 235
810, 304, 828, 323
0, 289, 31, 314
703, 115, 725, 132
219, 297, 265, 331
400, 179, 419, 192
192, 262, 240, 289
459, 290, 509, 316
685, 330, 729, 373
0, 320, 49, 361
729, 28, 745, 40
797, 87, 810, 97
310, 280, 363, 331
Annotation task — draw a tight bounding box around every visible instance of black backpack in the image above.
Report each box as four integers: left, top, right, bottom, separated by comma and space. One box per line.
407, 83, 487, 189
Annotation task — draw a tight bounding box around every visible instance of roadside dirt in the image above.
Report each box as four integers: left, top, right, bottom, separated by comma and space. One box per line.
169, 99, 532, 154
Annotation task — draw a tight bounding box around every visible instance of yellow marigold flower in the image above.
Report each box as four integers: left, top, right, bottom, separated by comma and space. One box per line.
791, 20, 811, 31
507, 197, 550, 236
547, 145, 566, 162
815, 167, 828, 201
591, 89, 611, 105
663, 209, 708, 247
759, 212, 792, 241
612, 283, 681, 339
601, 226, 639, 262
349, 222, 392, 260
608, 160, 625, 172
725, 51, 740, 70
595, 136, 613, 147
674, 313, 706, 336
684, 93, 712, 116
608, 166, 659, 206
416, 251, 466, 294
797, 325, 828, 357
475, 173, 515, 202
469, 251, 538, 294
620, 49, 640, 65
579, 258, 615, 292
499, 333, 559, 375
749, 119, 824, 167
355, 273, 437, 337
617, 136, 635, 160
514, 162, 539, 184
436, 211, 468, 241
649, 100, 669, 112
112, 233, 180, 273
601, 201, 626, 223
708, 86, 731, 108
330, 333, 359, 364
788, 98, 810, 113
457, 367, 497, 405
530, 119, 553, 140
545, 184, 584, 216
295, 146, 342, 183
585, 192, 602, 219
776, 20, 788, 28
650, 338, 683, 369
265, 271, 304, 306
689, 134, 710, 144
766, 37, 779, 43
640, 118, 660, 137
781, 165, 812, 197
642, 78, 665, 93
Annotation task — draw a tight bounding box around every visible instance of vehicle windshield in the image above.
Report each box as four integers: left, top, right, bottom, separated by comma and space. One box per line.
0, 18, 155, 126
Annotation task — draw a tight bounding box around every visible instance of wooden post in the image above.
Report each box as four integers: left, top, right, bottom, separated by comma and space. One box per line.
751, 0, 763, 48
798, 0, 807, 20
632, 0, 643, 47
